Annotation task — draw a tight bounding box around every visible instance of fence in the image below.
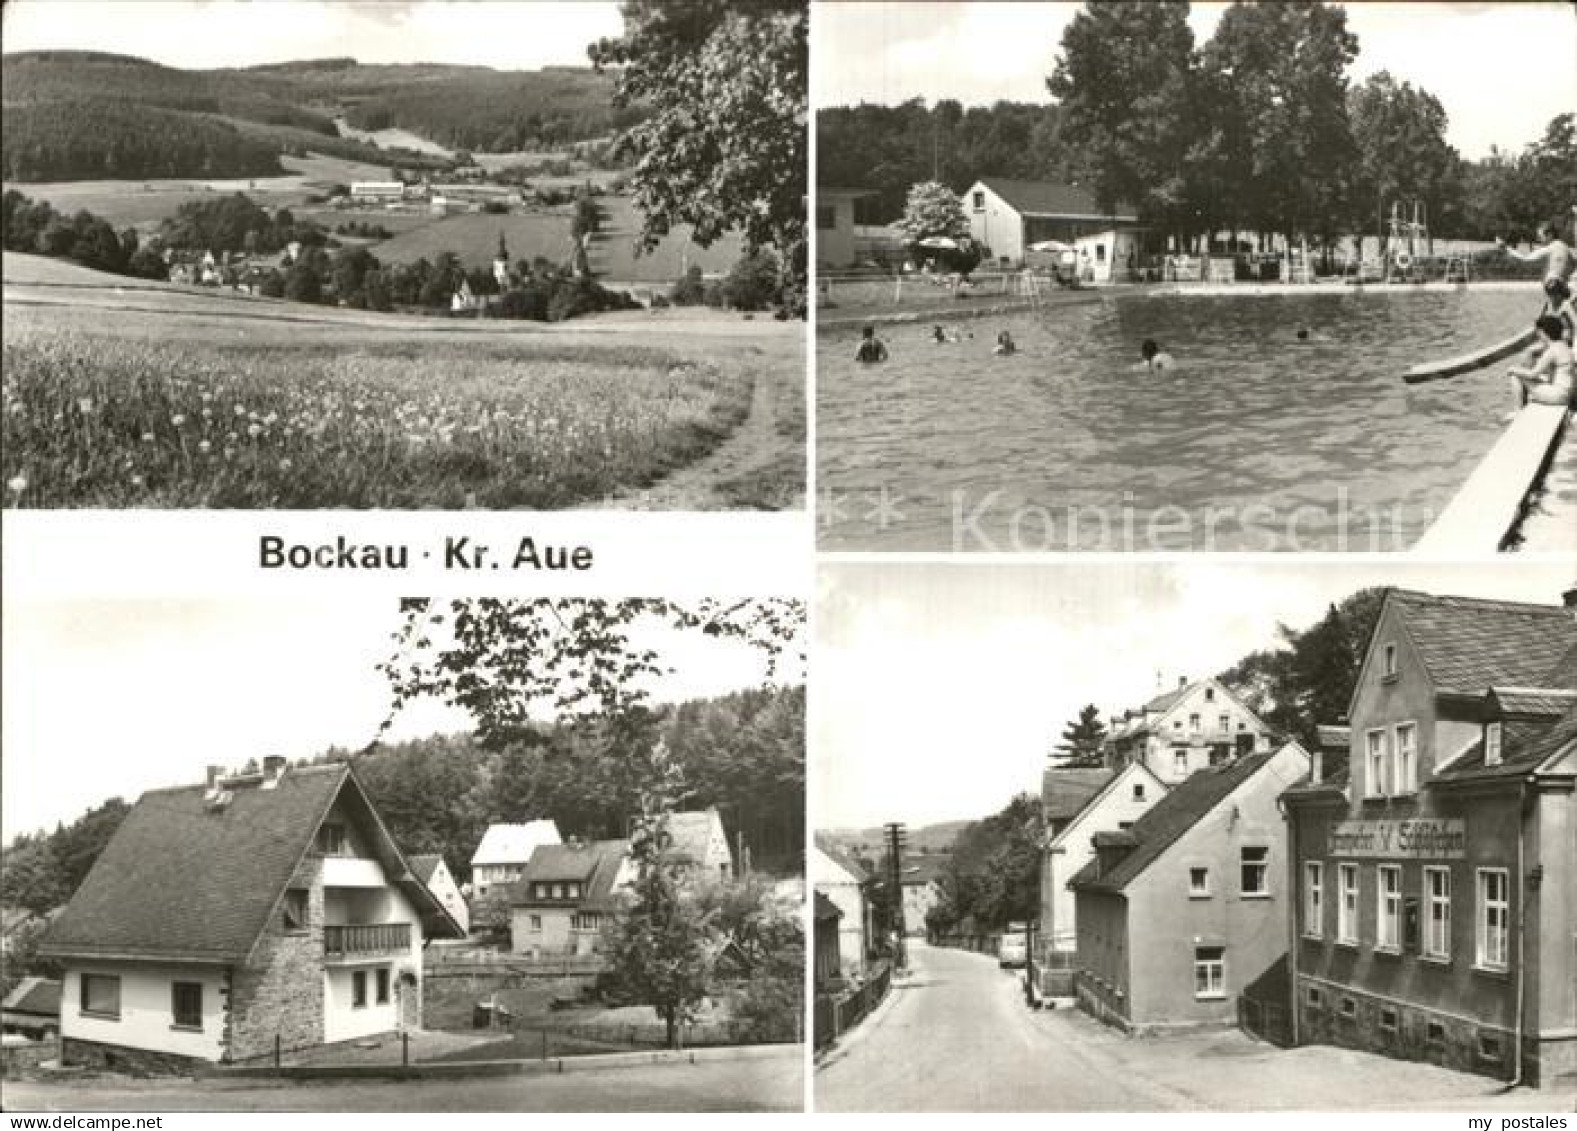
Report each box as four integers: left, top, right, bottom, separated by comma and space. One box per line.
812, 959, 892, 1051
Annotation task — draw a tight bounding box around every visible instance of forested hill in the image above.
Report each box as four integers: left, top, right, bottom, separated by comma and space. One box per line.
0, 51, 633, 182
0, 684, 806, 913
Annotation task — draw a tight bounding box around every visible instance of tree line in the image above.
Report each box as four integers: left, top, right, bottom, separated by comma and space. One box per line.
820, 1, 1576, 252
0, 684, 805, 919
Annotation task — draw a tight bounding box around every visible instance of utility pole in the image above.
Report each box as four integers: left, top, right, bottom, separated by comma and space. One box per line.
885, 822, 908, 970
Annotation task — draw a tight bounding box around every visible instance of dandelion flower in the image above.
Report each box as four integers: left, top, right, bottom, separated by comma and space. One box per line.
142, 432, 156, 443
198, 440, 212, 454
171, 414, 186, 427
247, 423, 263, 438
6, 475, 26, 494
234, 404, 246, 417
131, 474, 145, 487
279, 458, 293, 472
78, 397, 95, 414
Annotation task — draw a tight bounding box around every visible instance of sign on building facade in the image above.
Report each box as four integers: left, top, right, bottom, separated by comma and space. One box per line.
1327, 819, 1466, 859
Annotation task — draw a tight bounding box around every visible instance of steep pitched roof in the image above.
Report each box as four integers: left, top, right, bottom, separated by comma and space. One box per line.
1436, 701, 1577, 782
1070, 751, 1279, 893
1387, 591, 1577, 695
976, 178, 1139, 221
41, 763, 462, 964
407, 853, 443, 884
470, 820, 561, 867
665, 809, 729, 867
811, 837, 870, 885
813, 891, 842, 922
1, 976, 60, 1018
1041, 768, 1114, 823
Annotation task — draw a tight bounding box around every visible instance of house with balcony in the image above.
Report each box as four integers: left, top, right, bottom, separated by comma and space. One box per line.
1283, 588, 1577, 1088
508, 839, 634, 958
469, 819, 562, 902
1070, 742, 1310, 1034
1105, 676, 1274, 786
38, 759, 464, 1072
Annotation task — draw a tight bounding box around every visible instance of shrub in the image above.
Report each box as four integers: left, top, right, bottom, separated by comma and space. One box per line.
670, 266, 706, 306
722, 250, 781, 311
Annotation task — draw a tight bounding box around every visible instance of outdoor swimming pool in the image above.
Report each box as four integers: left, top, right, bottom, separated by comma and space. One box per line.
817, 287, 1546, 551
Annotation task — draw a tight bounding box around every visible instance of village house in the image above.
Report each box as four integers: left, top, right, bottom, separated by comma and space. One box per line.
1, 977, 61, 1041
897, 853, 946, 937
811, 838, 873, 981
1283, 588, 1577, 1088
1104, 676, 1275, 787
816, 187, 874, 270
469, 819, 562, 902
813, 892, 844, 992
1041, 762, 1168, 953
507, 839, 634, 959
961, 178, 1141, 274
662, 807, 735, 882
407, 854, 468, 935
1070, 742, 1311, 1034
349, 182, 405, 204
37, 759, 464, 1072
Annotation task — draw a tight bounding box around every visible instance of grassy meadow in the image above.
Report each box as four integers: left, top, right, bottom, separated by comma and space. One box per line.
2, 327, 752, 509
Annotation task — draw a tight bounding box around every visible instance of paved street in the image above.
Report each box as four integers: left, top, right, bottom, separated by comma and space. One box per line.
815, 941, 1573, 1112
3, 1047, 803, 1112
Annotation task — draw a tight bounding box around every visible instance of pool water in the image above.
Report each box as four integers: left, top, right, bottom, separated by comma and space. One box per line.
817, 288, 1543, 551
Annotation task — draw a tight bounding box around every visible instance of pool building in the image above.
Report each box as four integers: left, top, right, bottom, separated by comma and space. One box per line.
1283, 588, 1577, 1088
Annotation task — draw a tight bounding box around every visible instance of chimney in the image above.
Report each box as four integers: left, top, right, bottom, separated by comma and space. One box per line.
1310, 750, 1323, 786
206, 765, 225, 788
1178, 675, 1188, 689
261, 755, 287, 789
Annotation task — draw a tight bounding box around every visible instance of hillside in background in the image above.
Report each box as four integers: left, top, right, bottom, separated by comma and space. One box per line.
1, 51, 632, 182
819, 819, 970, 858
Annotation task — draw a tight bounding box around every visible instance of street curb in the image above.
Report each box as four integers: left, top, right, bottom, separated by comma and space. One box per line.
202, 1041, 800, 1082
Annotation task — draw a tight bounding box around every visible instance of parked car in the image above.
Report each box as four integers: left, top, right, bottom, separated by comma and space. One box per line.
998, 928, 1027, 969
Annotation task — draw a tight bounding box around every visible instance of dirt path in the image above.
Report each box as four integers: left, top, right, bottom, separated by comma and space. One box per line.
596, 338, 805, 511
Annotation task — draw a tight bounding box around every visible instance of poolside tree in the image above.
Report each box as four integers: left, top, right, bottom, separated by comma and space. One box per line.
589, 1, 808, 299
1347, 72, 1461, 254
895, 180, 969, 243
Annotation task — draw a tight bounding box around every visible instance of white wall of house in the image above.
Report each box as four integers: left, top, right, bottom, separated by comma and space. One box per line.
1071, 229, 1144, 283
60, 963, 226, 1061
1140, 681, 1272, 785
510, 907, 607, 957
810, 846, 868, 977
322, 883, 422, 1044
963, 181, 1025, 265
425, 860, 469, 934
817, 195, 859, 269
1044, 764, 1168, 951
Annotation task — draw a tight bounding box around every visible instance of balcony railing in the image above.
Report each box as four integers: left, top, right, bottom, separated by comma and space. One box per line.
323, 923, 411, 959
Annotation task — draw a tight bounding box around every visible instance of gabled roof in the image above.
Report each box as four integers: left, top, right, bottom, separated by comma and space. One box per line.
811, 837, 870, 885
1108, 677, 1271, 745
470, 820, 562, 867
1486, 687, 1577, 718
813, 891, 842, 922
1382, 591, 1577, 697
1041, 768, 1114, 823
40, 763, 462, 964
407, 853, 443, 884
974, 178, 1139, 221
1436, 701, 1577, 783
509, 839, 632, 912
1048, 761, 1168, 850
1070, 750, 1282, 893
1, 976, 60, 1018
664, 809, 729, 867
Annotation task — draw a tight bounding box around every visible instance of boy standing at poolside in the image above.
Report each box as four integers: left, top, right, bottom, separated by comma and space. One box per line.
1498, 220, 1574, 288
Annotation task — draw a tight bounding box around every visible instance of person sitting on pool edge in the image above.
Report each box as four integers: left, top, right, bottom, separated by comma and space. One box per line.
994, 330, 1017, 356
1519, 279, 1577, 368
1135, 338, 1175, 372
1505, 314, 1575, 418
854, 324, 889, 364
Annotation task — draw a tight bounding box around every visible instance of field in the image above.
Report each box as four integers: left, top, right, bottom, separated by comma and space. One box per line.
2, 254, 802, 510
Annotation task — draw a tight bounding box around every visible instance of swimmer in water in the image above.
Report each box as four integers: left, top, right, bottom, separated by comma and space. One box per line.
932, 324, 961, 344
994, 330, 1017, 356
854, 324, 889, 363
1134, 338, 1176, 372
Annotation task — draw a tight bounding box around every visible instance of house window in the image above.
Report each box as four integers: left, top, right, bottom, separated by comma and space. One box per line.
1339, 997, 1357, 1018
1095, 243, 1106, 263
1305, 986, 1322, 1008
1193, 946, 1225, 999
1479, 1034, 1503, 1060
971, 190, 984, 211
1476, 869, 1509, 970
376, 968, 390, 1005
1172, 749, 1188, 776
1240, 847, 1270, 896
1189, 713, 1201, 734
1485, 721, 1503, 767
171, 981, 203, 1030
815, 205, 834, 230
81, 974, 121, 1019
1205, 688, 1215, 702
1424, 867, 1451, 959
353, 970, 368, 1008
1337, 864, 1359, 944
318, 823, 348, 856
1380, 1006, 1399, 1032
1382, 642, 1398, 680
1377, 865, 1402, 951
528, 914, 542, 931
1218, 713, 1230, 735
568, 882, 581, 899
1132, 783, 1145, 801
1365, 729, 1389, 797
552, 883, 565, 899
1188, 866, 1210, 896
1303, 862, 1323, 937
1394, 723, 1417, 793
1426, 1021, 1445, 1044
571, 912, 603, 931
282, 888, 308, 932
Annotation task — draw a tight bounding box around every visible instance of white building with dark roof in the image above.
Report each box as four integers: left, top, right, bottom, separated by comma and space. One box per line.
39, 759, 464, 1071
961, 178, 1141, 273
407, 854, 468, 935
469, 820, 562, 901
507, 840, 634, 958
1105, 676, 1274, 786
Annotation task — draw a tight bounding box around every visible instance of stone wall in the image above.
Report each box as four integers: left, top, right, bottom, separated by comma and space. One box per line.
1, 1038, 55, 1078
62, 1037, 200, 1077
228, 856, 325, 1061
